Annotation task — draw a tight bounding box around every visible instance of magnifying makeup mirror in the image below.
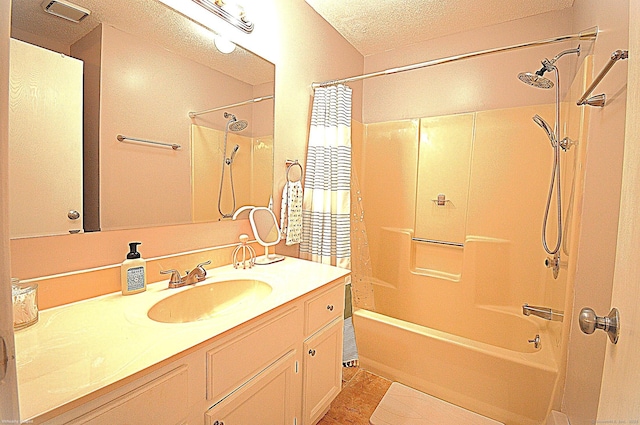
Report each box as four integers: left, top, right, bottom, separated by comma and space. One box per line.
232, 205, 255, 220
249, 207, 285, 265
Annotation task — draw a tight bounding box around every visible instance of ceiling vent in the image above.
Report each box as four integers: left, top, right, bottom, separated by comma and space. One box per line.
42, 0, 90, 23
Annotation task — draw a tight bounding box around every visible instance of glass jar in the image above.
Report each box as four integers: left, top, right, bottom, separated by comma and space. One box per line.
12, 278, 38, 330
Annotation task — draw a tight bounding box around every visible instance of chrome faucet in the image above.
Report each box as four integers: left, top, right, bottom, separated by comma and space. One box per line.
161, 260, 211, 288
522, 303, 564, 322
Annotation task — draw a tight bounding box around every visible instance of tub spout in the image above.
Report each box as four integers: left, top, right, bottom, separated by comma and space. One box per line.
522, 303, 564, 322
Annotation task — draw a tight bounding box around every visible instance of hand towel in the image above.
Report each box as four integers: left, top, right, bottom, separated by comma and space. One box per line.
280, 180, 303, 245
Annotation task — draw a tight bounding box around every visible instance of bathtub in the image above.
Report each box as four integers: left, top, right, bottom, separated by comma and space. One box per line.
353, 307, 559, 425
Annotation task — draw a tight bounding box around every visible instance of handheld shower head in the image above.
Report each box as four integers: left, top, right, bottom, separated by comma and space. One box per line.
533, 114, 556, 146
225, 145, 240, 165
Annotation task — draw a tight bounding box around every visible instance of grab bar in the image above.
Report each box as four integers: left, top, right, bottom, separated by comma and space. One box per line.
412, 237, 464, 248
522, 304, 564, 322
577, 49, 628, 107
117, 134, 181, 150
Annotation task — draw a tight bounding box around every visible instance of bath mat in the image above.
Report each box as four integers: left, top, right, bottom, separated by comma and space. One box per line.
370, 382, 503, 425
342, 316, 359, 367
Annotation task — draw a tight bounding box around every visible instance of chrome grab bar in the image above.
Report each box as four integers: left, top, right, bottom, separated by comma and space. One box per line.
117, 134, 181, 150
576, 49, 629, 107
522, 303, 564, 322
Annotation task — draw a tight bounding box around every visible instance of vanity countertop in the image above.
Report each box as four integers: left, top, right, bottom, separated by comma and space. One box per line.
14, 256, 350, 421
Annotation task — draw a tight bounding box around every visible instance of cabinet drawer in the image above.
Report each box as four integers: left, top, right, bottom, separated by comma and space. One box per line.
304, 282, 344, 337
207, 306, 300, 402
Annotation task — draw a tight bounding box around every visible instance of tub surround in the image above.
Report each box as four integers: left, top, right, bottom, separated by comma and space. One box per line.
14, 256, 349, 422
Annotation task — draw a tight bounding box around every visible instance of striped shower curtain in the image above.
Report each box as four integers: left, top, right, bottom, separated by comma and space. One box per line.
300, 84, 352, 269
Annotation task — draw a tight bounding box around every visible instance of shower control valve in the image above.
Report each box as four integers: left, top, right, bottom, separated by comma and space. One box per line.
545, 253, 561, 279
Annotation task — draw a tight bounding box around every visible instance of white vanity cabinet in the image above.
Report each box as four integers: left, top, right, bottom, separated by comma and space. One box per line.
34, 275, 347, 425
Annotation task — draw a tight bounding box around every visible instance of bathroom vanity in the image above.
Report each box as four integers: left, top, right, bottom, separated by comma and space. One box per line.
14, 257, 349, 425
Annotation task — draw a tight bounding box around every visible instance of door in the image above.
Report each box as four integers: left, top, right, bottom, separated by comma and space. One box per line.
8, 38, 83, 237
595, 1, 640, 420
1, 2, 20, 420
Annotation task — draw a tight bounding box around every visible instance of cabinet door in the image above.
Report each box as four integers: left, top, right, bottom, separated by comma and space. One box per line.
205, 350, 297, 425
9, 38, 84, 237
302, 318, 343, 425
67, 365, 189, 425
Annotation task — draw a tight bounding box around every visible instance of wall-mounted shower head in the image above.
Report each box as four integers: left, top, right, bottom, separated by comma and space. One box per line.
518, 70, 554, 89
533, 114, 556, 146
518, 45, 581, 89
223, 111, 248, 132
228, 120, 248, 132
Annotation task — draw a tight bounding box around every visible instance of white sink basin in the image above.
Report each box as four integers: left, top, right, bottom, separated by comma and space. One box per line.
147, 279, 272, 323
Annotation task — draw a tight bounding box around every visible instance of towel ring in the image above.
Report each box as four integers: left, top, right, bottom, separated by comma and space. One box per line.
286, 160, 303, 183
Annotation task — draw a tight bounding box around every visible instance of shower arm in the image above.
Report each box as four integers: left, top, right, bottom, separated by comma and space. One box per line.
541, 46, 582, 73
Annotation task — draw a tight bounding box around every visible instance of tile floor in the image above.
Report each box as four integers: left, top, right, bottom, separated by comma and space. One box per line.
316, 367, 392, 425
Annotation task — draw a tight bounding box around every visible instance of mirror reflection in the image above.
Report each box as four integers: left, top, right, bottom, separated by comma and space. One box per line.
9, 0, 275, 238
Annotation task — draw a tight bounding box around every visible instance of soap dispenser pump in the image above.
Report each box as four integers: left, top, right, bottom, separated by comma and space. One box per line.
121, 242, 147, 295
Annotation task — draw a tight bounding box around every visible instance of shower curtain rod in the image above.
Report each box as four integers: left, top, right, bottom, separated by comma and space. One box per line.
189, 95, 274, 118
312, 26, 598, 88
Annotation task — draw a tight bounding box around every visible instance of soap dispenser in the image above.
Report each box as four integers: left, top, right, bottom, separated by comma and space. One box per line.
121, 242, 147, 295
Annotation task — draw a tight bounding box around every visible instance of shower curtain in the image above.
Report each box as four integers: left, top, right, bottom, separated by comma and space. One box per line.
300, 84, 352, 269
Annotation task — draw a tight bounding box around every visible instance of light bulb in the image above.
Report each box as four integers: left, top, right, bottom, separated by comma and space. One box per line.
214, 36, 236, 54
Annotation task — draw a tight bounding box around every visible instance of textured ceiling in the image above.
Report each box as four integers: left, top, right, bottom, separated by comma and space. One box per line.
305, 0, 575, 56
10, 0, 274, 86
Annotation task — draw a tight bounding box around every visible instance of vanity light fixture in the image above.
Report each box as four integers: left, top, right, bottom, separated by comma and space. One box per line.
42, 0, 90, 23
192, 0, 254, 33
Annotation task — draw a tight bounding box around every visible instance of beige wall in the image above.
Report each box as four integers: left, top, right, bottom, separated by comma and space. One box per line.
562, 1, 630, 424
362, 9, 574, 123
8, 1, 364, 282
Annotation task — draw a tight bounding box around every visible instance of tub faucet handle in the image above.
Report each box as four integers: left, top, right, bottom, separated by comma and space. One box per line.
528, 334, 541, 349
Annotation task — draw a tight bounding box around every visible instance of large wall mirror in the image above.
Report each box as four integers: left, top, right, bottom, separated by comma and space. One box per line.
9, 0, 275, 238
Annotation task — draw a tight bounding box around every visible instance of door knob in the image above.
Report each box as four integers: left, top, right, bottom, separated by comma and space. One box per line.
68, 210, 80, 220
579, 307, 619, 344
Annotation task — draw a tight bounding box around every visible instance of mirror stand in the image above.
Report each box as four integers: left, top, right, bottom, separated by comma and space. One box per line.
255, 246, 285, 265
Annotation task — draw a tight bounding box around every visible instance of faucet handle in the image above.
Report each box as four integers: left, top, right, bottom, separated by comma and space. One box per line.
197, 260, 212, 269
160, 269, 184, 286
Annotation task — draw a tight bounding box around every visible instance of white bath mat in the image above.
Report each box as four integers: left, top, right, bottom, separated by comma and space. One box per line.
370, 382, 503, 425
